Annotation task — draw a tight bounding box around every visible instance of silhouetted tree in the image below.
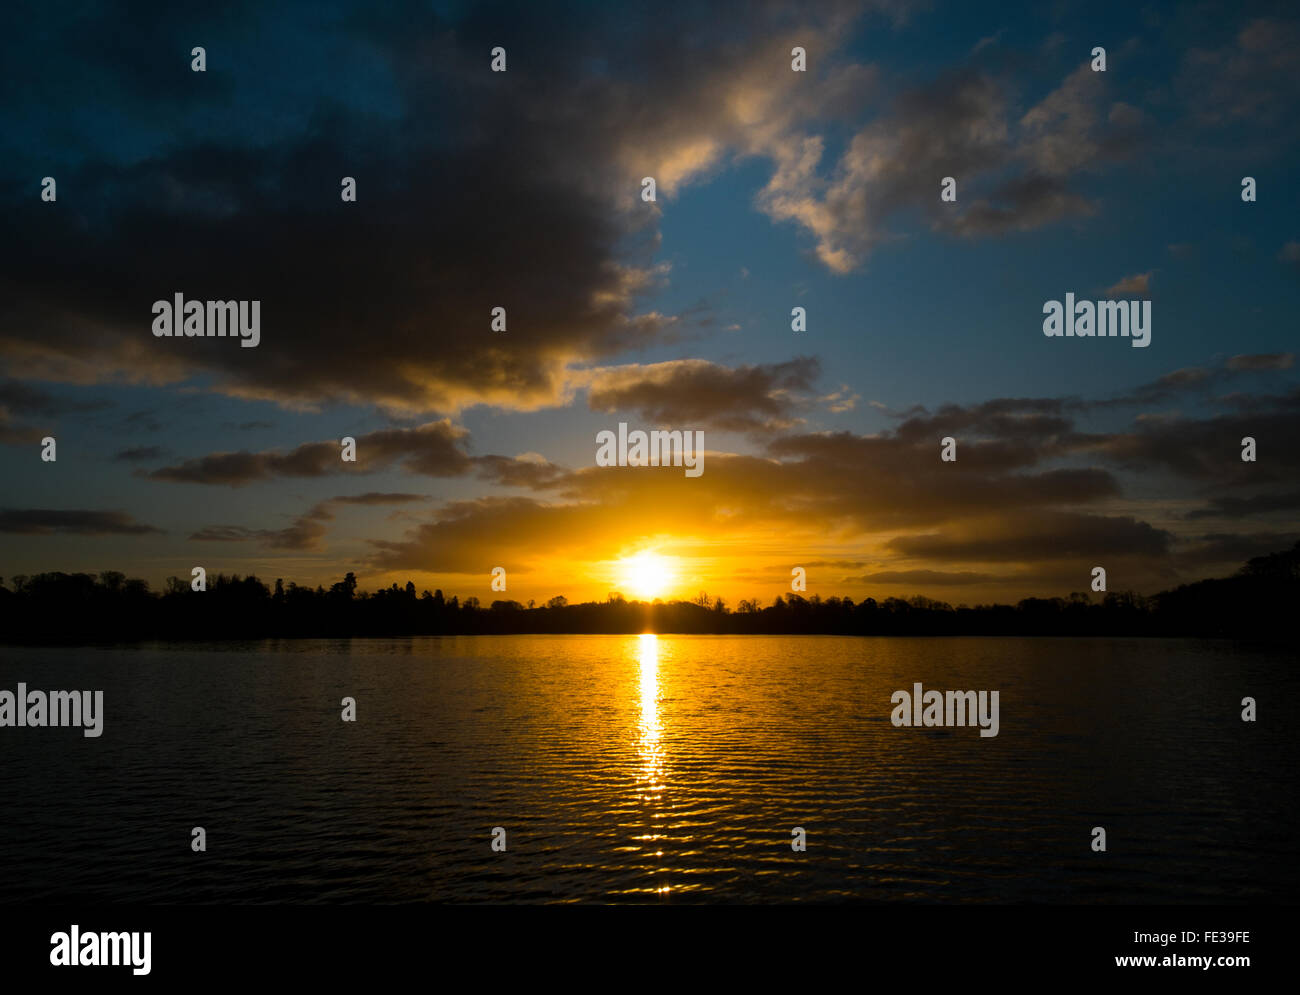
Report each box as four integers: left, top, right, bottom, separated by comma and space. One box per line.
2, 549, 1297, 642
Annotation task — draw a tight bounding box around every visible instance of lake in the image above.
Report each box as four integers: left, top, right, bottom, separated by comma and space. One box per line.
0, 635, 1293, 903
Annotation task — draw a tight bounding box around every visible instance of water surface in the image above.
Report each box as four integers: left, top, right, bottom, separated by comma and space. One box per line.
0, 635, 1293, 903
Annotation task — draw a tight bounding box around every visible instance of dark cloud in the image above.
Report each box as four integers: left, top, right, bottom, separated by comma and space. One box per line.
0, 380, 111, 419
189, 516, 330, 552
584, 357, 820, 430
147, 420, 473, 485
1181, 17, 1300, 130
331, 492, 425, 506
1227, 352, 1293, 371
1175, 531, 1300, 566
1084, 355, 1295, 409
1016, 63, 1142, 176
367, 495, 594, 572
947, 172, 1095, 237
149, 420, 584, 491
0, 380, 112, 445
0, 509, 162, 536
849, 569, 996, 585
1186, 490, 1300, 520
884, 512, 1173, 562
1084, 366, 1213, 409
1083, 404, 1300, 485
1213, 385, 1300, 414
766, 59, 1143, 266
191, 492, 425, 551
475, 454, 571, 490
0, 0, 907, 410
0, 7, 665, 411
0, 417, 43, 446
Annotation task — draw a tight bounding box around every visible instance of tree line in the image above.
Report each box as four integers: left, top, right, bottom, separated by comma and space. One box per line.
2, 541, 1297, 642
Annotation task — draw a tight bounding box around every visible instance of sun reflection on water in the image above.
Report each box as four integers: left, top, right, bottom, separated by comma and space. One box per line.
636, 633, 670, 897
638, 633, 663, 798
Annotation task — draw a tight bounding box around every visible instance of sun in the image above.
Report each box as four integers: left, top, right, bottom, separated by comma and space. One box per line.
618, 551, 676, 600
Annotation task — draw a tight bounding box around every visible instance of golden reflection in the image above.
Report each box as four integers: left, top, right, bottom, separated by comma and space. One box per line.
637, 633, 663, 795
636, 633, 670, 896
634, 637, 676, 900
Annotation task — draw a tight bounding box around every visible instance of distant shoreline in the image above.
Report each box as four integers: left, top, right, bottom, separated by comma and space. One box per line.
3, 633, 1295, 650
3, 542, 1296, 643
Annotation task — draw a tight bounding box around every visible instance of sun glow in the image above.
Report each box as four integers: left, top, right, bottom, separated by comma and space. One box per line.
618, 551, 676, 600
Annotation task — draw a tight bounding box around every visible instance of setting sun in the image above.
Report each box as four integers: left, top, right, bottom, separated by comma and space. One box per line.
618, 551, 676, 600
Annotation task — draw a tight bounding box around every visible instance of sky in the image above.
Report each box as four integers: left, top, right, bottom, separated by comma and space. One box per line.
1, 0, 1298, 607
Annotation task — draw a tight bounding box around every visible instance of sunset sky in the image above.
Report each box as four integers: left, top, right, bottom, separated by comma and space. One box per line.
2, 0, 1298, 606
